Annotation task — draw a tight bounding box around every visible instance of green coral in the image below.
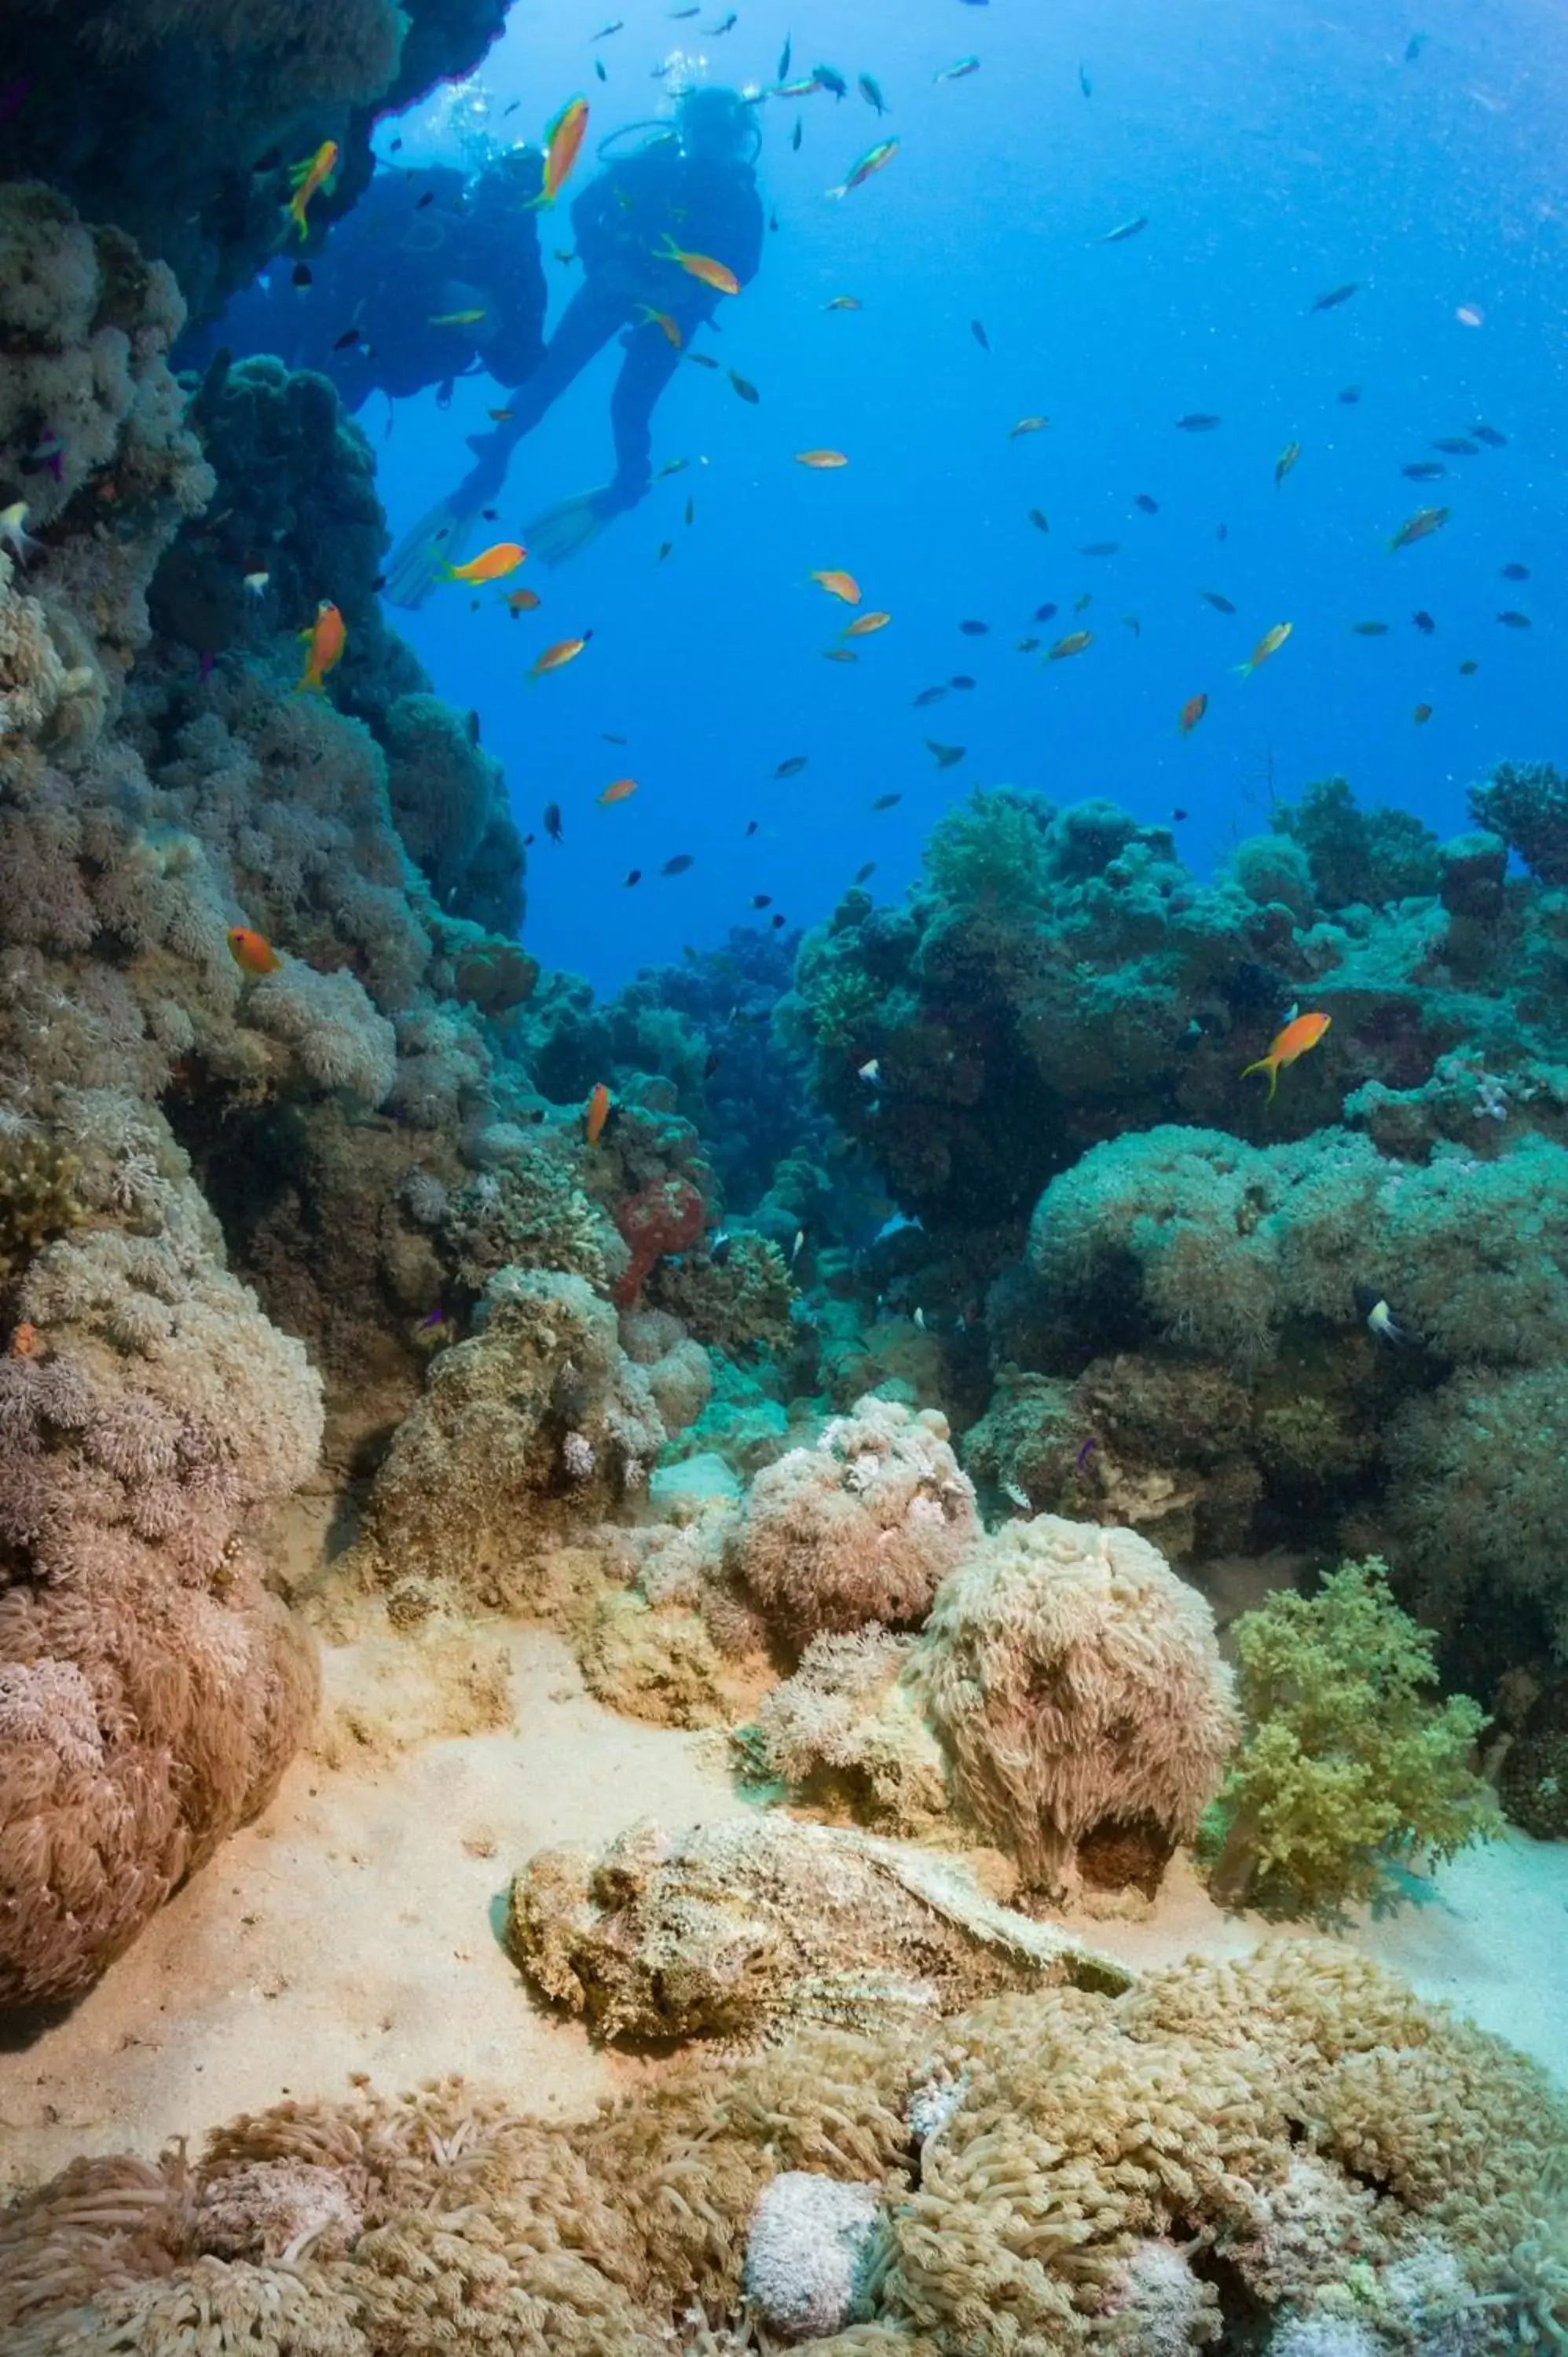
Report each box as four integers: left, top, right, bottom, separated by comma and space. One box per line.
1273, 774, 1442, 909
923, 786, 1053, 915
1205, 1558, 1501, 1917
0, 1130, 86, 1285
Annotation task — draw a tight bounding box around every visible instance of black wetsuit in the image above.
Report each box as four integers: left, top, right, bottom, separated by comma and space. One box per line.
181, 160, 549, 412
462, 141, 765, 513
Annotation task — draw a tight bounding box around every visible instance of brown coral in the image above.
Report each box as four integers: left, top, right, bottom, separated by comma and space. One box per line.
921, 1515, 1239, 1899
738, 1396, 980, 1644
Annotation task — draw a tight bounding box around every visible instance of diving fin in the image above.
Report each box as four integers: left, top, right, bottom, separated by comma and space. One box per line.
381, 493, 478, 610
523, 486, 613, 569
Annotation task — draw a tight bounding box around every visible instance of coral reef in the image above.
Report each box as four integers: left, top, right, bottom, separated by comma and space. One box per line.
5, 1945, 1565, 2354
745, 1627, 952, 1839
921, 1516, 1239, 1901
1203, 1559, 1500, 1915
737, 1396, 979, 1644
507, 1813, 1130, 2044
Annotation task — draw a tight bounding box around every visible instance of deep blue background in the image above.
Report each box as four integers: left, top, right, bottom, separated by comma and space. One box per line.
365, 0, 1568, 989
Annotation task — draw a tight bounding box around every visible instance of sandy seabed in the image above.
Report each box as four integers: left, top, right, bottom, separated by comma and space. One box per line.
3, 1588, 1566, 2196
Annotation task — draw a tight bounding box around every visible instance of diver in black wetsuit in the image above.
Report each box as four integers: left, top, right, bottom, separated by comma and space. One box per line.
384, 85, 764, 599
184, 148, 549, 415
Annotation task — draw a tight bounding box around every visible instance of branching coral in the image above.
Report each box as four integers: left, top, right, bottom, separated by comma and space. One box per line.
1203, 1559, 1500, 1916
745, 1627, 951, 1838
648, 1230, 797, 1358
737, 1396, 979, 1644
1470, 759, 1568, 886
921, 1515, 1239, 1899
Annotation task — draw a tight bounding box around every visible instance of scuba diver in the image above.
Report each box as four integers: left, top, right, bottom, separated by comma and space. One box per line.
383, 84, 765, 602
180, 148, 549, 416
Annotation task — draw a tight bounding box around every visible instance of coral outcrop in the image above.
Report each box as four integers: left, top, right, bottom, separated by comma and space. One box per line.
737, 1396, 980, 1643
5, 1946, 1564, 2353
921, 1516, 1239, 1900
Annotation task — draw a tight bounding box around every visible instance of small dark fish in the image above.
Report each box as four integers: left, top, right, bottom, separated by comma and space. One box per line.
1500, 563, 1530, 581
858, 72, 888, 112
773, 755, 809, 777
662, 853, 696, 874
750, 893, 772, 908
1171, 807, 1189, 821
592, 17, 625, 34
770, 914, 787, 929
1351, 620, 1390, 636
1217, 522, 1229, 541
708, 11, 737, 31
1015, 636, 1040, 652
1134, 493, 1160, 514
1122, 614, 1141, 637
813, 62, 848, 97
1412, 702, 1433, 724
1074, 1435, 1098, 1474
544, 801, 564, 844
1458, 659, 1479, 675
1497, 610, 1533, 629
1100, 214, 1148, 244
729, 370, 760, 403
603, 732, 629, 745
1079, 541, 1120, 556
1402, 461, 1446, 481
870, 792, 901, 810
854, 860, 876, 884
1405, 31, 1429, 59
971, 318, 991, 352
1338, 384, 1363, 404
292, 262, 313, 288
925, 740, 965, 768
1034, 601, 1059, 622
595, 57, 606, 80
466, 709, 481, 745
1079, 60, 1093, 95
1176, 412, 1221, 431
685, 497, 694, 525
779, 31, 791, 75
791, 117, 803, 151
1412, 610, 1436, 634
1310, 281, 1360, 312
333, 325, 363, 349
372, 573, 387, 591
950, 674, 976, 690
657, 541, 672, 562
623, 868, 641, 885
746, 819, 758, 835
913, 685, 948, 706
1433, 436, 1480, 456
958, 618, 990, 635
704, 1050, 721, 1077
1028, 508, 1050, 534
1199, 589, 1237, 614
686, 350, 720, 368
416, 191, 434, 208
1472, 423, 1507, 448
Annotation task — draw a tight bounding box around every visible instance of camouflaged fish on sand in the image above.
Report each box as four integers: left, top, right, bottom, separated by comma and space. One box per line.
507, 1813, 1131, 2045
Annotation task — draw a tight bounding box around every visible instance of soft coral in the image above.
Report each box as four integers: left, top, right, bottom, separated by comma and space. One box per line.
613, 1175, 705, 1307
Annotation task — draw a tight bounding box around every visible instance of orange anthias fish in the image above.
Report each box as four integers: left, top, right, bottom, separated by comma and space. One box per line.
811, 568, 861, 604
842, 609, 892, 636
636, 305, 683, 347
1241, 1010, 1332, 1103
795, 449, 848, 468
530, 97, 590, 207
529, 630, 593, 679
655, 233, 740, 295
1236, 621, 1293, 677
227, 925, 282, 977
598, 777, 638, 805
1178, 692, 1209, 734
584, 1082, 611, 1145
286, 140, 338, 237
296, 599, 345, 692
444, 541, 526, 585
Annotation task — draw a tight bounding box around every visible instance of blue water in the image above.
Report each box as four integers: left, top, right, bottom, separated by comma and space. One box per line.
364, 0, 1568, 992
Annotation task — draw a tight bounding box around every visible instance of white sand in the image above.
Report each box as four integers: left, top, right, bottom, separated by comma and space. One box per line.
3, 1604, 1565, 2194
